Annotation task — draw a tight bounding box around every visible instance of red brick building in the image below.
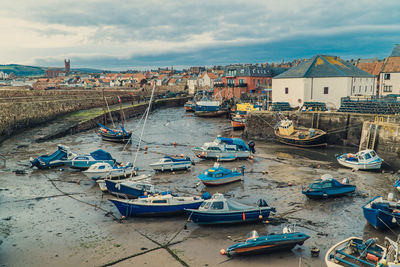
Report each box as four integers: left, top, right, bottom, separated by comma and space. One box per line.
214, 65, 272, 99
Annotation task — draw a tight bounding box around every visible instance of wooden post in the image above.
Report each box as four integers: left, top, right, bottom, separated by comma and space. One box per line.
102, 88, 107, 125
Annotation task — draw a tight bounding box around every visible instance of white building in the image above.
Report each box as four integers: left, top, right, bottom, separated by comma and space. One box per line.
198, 72, 218, 87
380, 44, 400, 96
272, 55, 376, 109
187, 76, 198, 95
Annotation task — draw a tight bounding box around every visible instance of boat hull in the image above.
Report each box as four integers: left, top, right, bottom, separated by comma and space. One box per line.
195, 110, 228, 117
274, 130, 327, 148
99, 131, 132, 143
336, 157, 382, 170
302, 186, 356, 199
105, 180, 153, 198
110, 199, 203, 217
185, 208, 273, 225
362, 196, 399, 230
149, 162, 191, 171
193, 149, 250, 161
231, 120, 245, 130
200, 176, 242, 186
229, 233, 309, 256
67, 160, 115, 170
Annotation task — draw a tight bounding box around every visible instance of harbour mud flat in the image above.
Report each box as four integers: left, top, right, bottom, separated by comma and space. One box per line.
0, 107, 398, 266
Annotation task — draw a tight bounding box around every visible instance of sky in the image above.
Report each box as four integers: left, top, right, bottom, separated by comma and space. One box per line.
0, 0, 400, 70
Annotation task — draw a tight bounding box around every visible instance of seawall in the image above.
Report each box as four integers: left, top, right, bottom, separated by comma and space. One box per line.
245, 111, 400, 162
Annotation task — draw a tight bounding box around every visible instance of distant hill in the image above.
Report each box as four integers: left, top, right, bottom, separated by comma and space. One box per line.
0, 64, 45, 77
0, 64, 112, 76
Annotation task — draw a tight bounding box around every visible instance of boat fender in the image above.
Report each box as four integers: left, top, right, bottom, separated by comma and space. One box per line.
242, 212, 246, 221
388, 193, 394, 202
258, 215, 263, 219
366, 253, 379, 262
220, 249, 226, 255
392, 209, 400, 214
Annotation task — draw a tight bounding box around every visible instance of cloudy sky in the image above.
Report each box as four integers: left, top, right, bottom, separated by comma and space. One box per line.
1, 0, 400, 70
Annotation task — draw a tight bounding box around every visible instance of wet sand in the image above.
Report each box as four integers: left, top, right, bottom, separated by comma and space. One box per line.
0, 107, 398, 267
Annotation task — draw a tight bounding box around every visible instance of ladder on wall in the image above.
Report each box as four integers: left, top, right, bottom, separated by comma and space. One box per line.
0, 153, 6, 168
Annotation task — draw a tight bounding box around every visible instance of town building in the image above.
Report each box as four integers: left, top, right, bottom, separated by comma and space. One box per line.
198, 72, 218, 87
46, 59, 71, 78
272, 55, 376, 109
213, 65, 272, 99
379, 44, 400, 96
355, 58, 384, 95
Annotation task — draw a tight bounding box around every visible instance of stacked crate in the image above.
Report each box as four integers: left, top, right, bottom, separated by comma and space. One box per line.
269, 102, 292, 111
338, 97, 400, 114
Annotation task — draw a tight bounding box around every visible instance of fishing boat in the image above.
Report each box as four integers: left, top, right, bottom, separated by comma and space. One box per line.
192, 136, 255, 161
109, 192, 205, 217
363, 195, 400, 230
302, 174, 356, 199
149, 155, 192, 172
194, 100, 228, 117
221, 227, 309, 256
83, 162, 134, 180
98, 123, 132, 143
336, 149, 383, 170
231, 114, 246, 130
198, 163, 244, 186
184, 193, 275, 225
30, 144, 76, 169
103, 175, 157, 198
274, 119, 327, 148
66, 149, 115, 170
325, 236, 387, 267
184, 100, 195, 112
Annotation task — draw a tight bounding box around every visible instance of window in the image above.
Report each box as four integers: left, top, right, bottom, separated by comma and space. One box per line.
253, 79, 255, 85
240, 69, 244, 74
352, 86, 355, 93
239, 79, 245, 85
285, 87, 289, 94
324, 87, 328, 94
99, 165, 105, 170
384, 85, 393, 92
365, 86, 367, 92
359, 86, 361, 93
384, 73, 391, 80
211, 202, 224, 210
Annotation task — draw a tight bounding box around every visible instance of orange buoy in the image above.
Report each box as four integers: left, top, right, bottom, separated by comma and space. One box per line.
242, 212, 246, 221
220, 249, 226, 255
288, 182, 293, 186
173, 142, 177, 146
258, 215, 263, 219
366, 253, 379, 262
317, 165, 320, 169
145, 145, 148, 150
144, 151, 147, 154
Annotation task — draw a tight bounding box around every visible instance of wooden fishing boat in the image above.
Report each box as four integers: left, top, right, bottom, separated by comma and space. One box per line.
30, 144, 76, 169
302, 174, 356, 199
198, 163, 244, 186
192, 136, 255, 161
363, 195, 400, 230
194, 100, 228, 117
231, 114, 246, 130
336, 149, 382, 170
98, 123, 132, 143
274, 119, 327, 148
325, 237, 386, 267
222, 227, 309, 256
185, 193, 275, 225
149, 155, 192, 172
109, 192, 204, 217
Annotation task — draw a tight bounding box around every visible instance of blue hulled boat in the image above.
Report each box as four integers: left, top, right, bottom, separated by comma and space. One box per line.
363, 195, 400, 230
98, 123, 132, 143
30, 144, 76, 169
109, 192, 205, 217
185, 193, 275, 225
105, 176, 157, 198
194, 100, 228, 117
198, 163, 244, 186
302, 174, 356, 199
222, 228, 309, 256
66, 149, 115, 170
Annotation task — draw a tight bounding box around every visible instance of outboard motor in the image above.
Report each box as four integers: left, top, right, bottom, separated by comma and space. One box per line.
248, 140, 256, 153
257, 199, 268, 207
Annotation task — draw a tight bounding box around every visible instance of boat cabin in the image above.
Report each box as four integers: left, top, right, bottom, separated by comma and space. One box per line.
278, 120, 295, 136
199, 193, 229, 211
346, 150, 378, 163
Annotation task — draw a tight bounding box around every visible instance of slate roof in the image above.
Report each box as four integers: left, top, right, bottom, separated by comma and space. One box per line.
390, 44, 400, 57
274, 55, 374, 79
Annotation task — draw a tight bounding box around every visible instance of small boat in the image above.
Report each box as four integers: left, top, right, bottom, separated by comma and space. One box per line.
184, 100, 195, 112
363, 194, 400, 230
104, 175, 157, 198
336, 149, 383, 170
109, 192, 205, 217
149, 155, 192, 172
231, 114, 246, 130
185, 193, 275, 225
221, 227, 309, 256
98, 123, 132, 143
30, 144, 76, 169
192, 136, 255, 161
325, 236, 386, 267
198, 163, 244, 186
302, 174, 356, 199
194, 100, 228, 117
83, 162, 135, 180
66, 149, 115, 170
274, 119, 327, 148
